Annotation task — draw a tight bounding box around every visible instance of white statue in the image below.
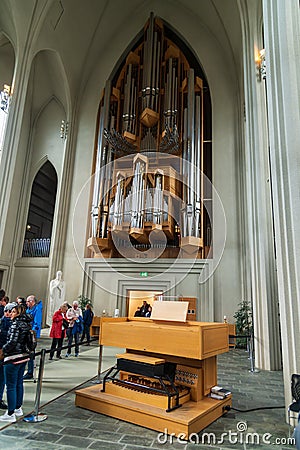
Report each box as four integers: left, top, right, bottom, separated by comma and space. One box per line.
47, 270, 66, 325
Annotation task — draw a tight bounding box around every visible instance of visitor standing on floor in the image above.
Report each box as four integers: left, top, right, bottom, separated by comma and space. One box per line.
80, 303, 94, 345
0, 303, 31, 422
0, 290, 7, 318
66, 300, 83, 357
49, 304, 68, 359
0, 303, 13, 409
23, 295, 43, 380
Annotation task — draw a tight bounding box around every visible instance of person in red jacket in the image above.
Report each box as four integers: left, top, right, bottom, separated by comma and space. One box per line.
49, 304, 68, 360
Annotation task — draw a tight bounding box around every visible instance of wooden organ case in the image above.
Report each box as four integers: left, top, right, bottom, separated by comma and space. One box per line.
75, 318, 231, 436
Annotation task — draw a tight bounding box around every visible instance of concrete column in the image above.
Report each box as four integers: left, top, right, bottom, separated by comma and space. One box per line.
238, 0, 281, 371
262, 0, 300, 411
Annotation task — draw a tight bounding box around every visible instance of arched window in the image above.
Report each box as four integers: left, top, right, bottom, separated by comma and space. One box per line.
0, 34, 15, 164
22, 161, 57, 257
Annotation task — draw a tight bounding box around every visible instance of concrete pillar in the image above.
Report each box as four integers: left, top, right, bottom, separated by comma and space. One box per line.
238, 0, 281, 371
262, 0, 300, 411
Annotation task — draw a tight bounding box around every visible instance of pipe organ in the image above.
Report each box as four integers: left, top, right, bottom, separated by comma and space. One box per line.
88, 13, 211, 258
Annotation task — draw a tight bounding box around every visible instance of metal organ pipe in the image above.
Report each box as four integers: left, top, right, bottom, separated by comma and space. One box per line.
91, 80, 111, 237
122, 64, 132, 132
173, 74, 178, 129
100, 115, 115, 238
147, 13, 154, 92
114, 174, 124, 227
129, 78, 136, 134
131, 161, 146, 230
142, 12, 160, 112
155, 41, 161, 111
151, 31, 157, 110
142, 32, 148, 109
153, 173, 163, 225
187, 69, 195, 208
91, 104, 103, 237
167, 59, 172, 124
195, 94, 201, 237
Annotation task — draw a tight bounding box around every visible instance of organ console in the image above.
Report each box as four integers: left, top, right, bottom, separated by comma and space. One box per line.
75, 317, 232, 436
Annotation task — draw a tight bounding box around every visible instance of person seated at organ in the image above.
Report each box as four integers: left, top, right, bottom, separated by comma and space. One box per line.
139, 301, 150, 317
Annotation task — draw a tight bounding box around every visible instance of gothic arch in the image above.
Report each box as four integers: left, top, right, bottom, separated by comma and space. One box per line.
22, 160, 58, 257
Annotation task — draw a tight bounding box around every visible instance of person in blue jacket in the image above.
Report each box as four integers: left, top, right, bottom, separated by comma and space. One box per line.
23, 295, 43, 380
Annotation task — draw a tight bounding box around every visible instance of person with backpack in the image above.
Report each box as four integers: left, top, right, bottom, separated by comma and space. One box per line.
23, 295, 43, 380
0, 302, 31, 422
0, 302, 13, 409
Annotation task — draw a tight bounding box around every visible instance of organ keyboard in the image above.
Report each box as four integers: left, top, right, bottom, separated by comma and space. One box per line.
75, 317, 232, 436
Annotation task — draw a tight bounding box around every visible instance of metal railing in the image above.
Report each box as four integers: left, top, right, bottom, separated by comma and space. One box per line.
22, 238, 51, 257
229, 333, 259, 373
0, 337, 100, 423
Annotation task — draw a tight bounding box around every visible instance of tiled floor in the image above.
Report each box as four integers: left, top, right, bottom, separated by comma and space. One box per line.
0, 342, 295, 449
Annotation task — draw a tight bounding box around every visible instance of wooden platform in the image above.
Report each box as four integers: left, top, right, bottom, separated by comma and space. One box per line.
75, 384, 231, 436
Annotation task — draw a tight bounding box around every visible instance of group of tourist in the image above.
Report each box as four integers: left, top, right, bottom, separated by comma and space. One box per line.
0, 288, 94, 423
0, 290, 42, 422
49, 300, 93, 359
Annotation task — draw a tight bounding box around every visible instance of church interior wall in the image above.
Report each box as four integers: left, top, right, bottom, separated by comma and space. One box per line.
83, 260, 214, 321
1, 0, 244, 326
1, 0, 299, 418
12, 259, 48, 309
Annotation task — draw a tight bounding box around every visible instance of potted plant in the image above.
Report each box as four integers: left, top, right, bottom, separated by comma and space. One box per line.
77, 294, 93, 311
233, 300, 253, 348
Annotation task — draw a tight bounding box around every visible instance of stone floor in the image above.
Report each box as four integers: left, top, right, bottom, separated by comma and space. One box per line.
0, 345, 295, 449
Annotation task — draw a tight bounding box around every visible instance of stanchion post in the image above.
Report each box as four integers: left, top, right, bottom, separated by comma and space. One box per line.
93, 344, 103, 384
249, 333, 259, 373
23, 348, 48, 422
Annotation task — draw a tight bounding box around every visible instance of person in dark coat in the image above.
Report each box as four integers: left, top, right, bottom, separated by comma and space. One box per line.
80, 304, 94, 345
139, 301, 150, 317
0, 290, 7, 318
0, 303, 31, 422
0, 303, 13, 409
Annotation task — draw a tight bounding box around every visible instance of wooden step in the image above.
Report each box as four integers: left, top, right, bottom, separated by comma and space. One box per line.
75, 384, 231, 437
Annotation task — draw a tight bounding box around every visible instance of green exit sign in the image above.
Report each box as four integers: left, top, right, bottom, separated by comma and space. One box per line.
140, 271, 148, 277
